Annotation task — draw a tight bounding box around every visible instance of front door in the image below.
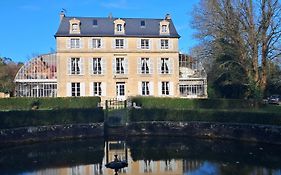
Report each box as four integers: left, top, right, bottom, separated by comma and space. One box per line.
116, 82, 125, 101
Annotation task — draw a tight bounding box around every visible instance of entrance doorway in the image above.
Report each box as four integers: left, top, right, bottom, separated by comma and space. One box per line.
116, 82, 125, 101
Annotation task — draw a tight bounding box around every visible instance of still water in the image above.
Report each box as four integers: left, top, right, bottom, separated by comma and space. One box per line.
0, 137, 281, 175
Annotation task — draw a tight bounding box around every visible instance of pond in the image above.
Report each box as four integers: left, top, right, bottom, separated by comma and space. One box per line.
0, 136, 281, 175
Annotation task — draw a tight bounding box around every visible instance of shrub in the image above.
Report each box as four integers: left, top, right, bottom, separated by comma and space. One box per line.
0, 97, 101, 110
0, 108, 104, 129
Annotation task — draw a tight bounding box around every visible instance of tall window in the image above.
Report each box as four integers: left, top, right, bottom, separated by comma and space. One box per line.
93, 82, 102, 96
71, 82, 80, 96
161, 25, 167, 33
160, 39, 169, 49
92, 39, 101, 48
115, 39, 124, 49
92, 58, 102, 74
162, 81, 169, 95
117, 24, 123, 32
160, 58, 169, 74
141, 39, 149, 49
70, 38, 80, 48
141, 58, 150, 74
116, 57, 125, 74
70, 58, 81, 75
142, 82, 150, 96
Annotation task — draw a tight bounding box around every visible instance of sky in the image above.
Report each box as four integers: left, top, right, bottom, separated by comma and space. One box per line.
0, 0, 200, 62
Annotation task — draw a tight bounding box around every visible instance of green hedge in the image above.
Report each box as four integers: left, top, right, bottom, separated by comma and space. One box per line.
129, 108, 281, 126
0, 97, 101, 110
0, 108, 104, 129
131, 97, 263, 109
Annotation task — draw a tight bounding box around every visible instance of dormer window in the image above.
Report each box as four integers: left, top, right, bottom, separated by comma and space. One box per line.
117, 24, 123, 32
93, 19, 98, 26
161, 25, 167, 33
72, 23, 78, 32
114, 18, 125, 35
141, 20, 145, 28
69, 18, 81, 34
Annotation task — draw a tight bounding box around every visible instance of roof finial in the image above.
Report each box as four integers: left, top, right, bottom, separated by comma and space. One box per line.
165, 13, 171, 20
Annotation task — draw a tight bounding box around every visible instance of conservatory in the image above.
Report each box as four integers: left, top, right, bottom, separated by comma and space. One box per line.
14, 53, 57, 97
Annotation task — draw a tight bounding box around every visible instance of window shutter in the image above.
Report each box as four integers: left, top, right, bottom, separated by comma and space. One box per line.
80, 82, 85, 96
112, 39, 115, 49
125, 39, 128, 49
124, 58, 128, 74
138, 82, 142, 95
158, 39, 161, 50
89, 82, 93, 96
67, 38, 71, 49
158, 82, 162, 96
169, 82, 174, 96
79, 58, 84, 75
137, 39, 141, 49
67, 83, 71, 97
157, 58, 161, 74
67, 58, 71, 75
150, 81, 154, 95
101, 58, 106, 75
169, 58, 173, 74
101, 39, 105, 49
169, 39, 173, 50
88, 38, 92, 49
89, 58, 93, 75
137, 57, 141, 74
112, 58, 116, 75
149, 58, 153, 74
148, 39, 152, 50
102, 82, 106, 96
80, 38, 83, 49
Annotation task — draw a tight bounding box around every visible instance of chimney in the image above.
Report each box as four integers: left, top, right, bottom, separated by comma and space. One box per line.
60, 11, 65, 22
108, 13, 113, 19
165, 14, 171, 20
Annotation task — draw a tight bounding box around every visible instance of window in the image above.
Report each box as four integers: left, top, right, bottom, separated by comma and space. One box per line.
72, 23, 78, 32
179, 84, 204, 97
93, 19, 98, 26
160, 39, 169, 49
141, 58, 150, 74
117, 24, 123, 32
92, 39, 101, 49
116, 83, 125, 96
70, 38, 80, 48
141, 20, 145, 27
141, 39, 150, 49
116, 57, 125, 74
160, 58, 169, 74
162, 81, 169, 95
70, 58, 81, 75
93, 82, 102, 96
142, 82, 150, 96
92, 58, 102, 74
71, 82, 80, 97
161, 25, 168, 33
115, 39, 124, 49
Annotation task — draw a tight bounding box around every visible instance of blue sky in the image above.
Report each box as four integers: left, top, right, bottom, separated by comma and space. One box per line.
0, 0, 199, 62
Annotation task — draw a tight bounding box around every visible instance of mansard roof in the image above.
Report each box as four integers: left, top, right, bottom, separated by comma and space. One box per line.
55, 16, 180, 38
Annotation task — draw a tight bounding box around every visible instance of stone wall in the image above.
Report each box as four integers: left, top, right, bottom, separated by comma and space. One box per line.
126, 121, 281, 144
0, 123, 104, 144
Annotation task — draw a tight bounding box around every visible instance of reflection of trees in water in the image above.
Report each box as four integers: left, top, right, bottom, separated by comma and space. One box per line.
183, 160, 204, 173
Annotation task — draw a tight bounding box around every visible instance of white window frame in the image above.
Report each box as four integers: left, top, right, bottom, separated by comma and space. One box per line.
115, 57, 125, 74
91, 58, 102, 75
92, 38, 101, 49
142, 81, 150, 96
160, 58, 170, 74
93, 82, 102, 96
160, 39, 169, 49
72, 23, 79, 32
161, 25, 168, 33
115, 39, 124, 49
70, 38, 81, 49
71, 82, 80, 97
161, 81, 170, 96
117, 24, 123, 32
141, 39, 150, 49
69, 58, 83, 75
141, 58, 150, 74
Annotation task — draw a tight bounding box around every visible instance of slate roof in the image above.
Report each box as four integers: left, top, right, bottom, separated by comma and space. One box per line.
55, 16, 180, 38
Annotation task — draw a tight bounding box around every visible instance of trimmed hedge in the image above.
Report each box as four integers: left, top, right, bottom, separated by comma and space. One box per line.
129, 108, 281, 126
0, 108, 104, 129
0, 97, 101, 110
131, 97, 263, 109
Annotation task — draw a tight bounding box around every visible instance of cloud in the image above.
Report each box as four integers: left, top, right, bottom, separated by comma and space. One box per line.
101, 0, 129, 9
18, 4, 40, 11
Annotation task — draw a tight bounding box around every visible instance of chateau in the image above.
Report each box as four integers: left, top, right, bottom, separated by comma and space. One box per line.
14, 12, 207, 101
